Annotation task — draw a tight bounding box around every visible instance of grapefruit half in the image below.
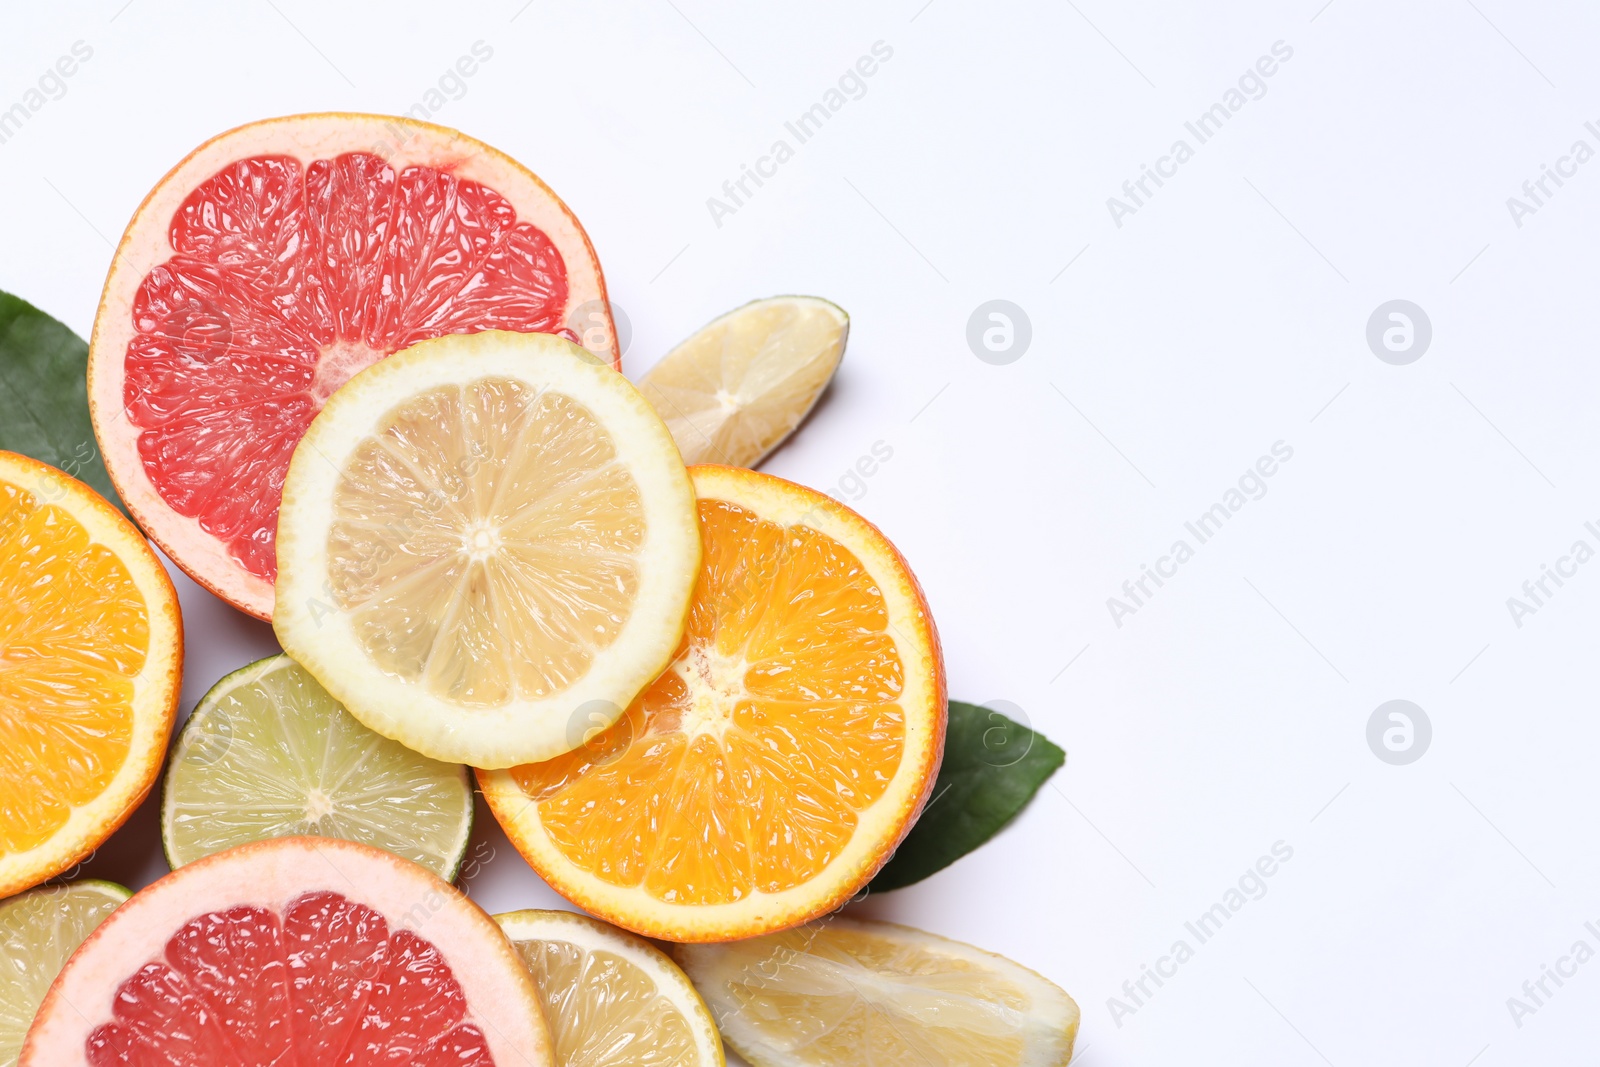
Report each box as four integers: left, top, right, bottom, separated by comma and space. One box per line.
21, 836, 552, 1067
88, 113, 618, 619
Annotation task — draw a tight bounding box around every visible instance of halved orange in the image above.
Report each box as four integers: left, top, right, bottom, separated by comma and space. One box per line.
88, 113, 617, 620
480, 465, 945, 942
0, 451, 182, 897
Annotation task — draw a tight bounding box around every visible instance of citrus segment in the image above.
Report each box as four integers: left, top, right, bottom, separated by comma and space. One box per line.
638, 296, 848, 467
496, 910, 723, 1067
160, 655, 474, 878
675, 918, 1080, 1067
480, 465, 944, 941
0, 881, 129, 1067
0, 451, 181, 897
274, 331, 701, 768
90, 113, 617, 619
21, 838, 552, 1066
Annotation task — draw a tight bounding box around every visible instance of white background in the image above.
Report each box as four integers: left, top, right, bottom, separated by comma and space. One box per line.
3, 1, 1598, 1063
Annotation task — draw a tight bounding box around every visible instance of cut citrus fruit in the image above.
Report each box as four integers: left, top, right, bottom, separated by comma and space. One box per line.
0, 450, 182, 898
88, 112, 618, 620
21, 837, 552, 1066
274, 330, 701, 768
638, 297, 847, 467
675, 917, 1080, 1067
495, 909, 723, 1067
0, 880, 129, 1067
160, 654, 474, 879
479, 465, 945, 941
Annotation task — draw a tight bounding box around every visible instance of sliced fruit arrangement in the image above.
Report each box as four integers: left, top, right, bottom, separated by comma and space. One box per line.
20, 837, 552, 1066
638, 296, 848, 467
160, 654, 474, 879
0, 880, 128, 1067
676, 917, 1080, 1067
89, 113, 619, 620
0, 450, 182, 898
274, 330, 701, 768
480, 465, 946, 942
496, 909, 723, 1067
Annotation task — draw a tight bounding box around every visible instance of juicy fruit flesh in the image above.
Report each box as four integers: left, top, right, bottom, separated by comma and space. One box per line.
514, 937, 698, 1066
512, 498, 906, 905
85, 891, 495, 1066
0, 885, 124, 1067
640, 300, 845, 467
328, 377, 645, 708
0, 478, 145, 854
125, 151, 575, 584
164, 658, 471, 877
705, 927, 1031, 1066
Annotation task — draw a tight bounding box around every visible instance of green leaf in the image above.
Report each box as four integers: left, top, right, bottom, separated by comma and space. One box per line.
0, 291, 123, 512
869, 700, 1064, 893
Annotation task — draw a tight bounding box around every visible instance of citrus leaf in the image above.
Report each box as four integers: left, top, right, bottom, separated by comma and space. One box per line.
869, 700, 1064, 893
0, 290, 122, 512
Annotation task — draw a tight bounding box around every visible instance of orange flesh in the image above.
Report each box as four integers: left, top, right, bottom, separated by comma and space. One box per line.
0, 479, 145, 854
512, 498, 906, 905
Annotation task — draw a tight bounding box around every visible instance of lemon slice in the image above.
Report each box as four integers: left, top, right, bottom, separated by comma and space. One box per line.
638, 297, 847, 467
675, 917, 1079, 1067
496, 909, 723, 1067
0, 880, 128, 1066
274, 331, 701, 768
160, 654, 474, 879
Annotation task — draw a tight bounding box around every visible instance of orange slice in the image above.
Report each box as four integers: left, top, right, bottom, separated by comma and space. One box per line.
0, 451, 182, 897
480, 465, 945, 942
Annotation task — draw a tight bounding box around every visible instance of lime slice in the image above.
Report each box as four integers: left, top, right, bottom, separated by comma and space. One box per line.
638, 296, 848, 467
160, 654, 474, 879
496, 909, 723, 1067
675, 917, 1080, 1067
0, 880, 128, 1066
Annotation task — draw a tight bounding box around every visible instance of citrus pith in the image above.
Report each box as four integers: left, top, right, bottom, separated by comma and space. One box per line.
274, 331, 701, 768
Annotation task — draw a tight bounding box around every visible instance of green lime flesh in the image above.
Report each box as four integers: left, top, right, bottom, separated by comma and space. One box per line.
0, 880, 129, 1066
161, 654, 474, 880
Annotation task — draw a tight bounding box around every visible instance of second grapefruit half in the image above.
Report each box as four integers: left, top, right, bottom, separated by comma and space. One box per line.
88, 113, 618, 619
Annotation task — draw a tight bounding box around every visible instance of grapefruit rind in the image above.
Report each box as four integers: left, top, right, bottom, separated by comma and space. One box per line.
494, 909, 724, 1066
0, 451, 182, 899
273, 331, 701, 769
88, 112, 618, 621
478, 465, 946, 942
19, 837, 552, 1067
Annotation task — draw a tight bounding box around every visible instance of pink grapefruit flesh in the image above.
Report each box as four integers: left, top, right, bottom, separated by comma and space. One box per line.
89, 114, 618, 620
21, 837, 551, 1067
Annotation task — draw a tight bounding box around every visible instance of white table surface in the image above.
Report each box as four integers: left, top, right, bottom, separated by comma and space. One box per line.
5, 2, 1598, 1063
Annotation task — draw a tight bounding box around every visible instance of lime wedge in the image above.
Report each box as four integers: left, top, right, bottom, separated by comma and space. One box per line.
638, 296, 848, 467
160, 654, 473, 879
0, 880, 128, 1066
496, 909, 723, 1067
